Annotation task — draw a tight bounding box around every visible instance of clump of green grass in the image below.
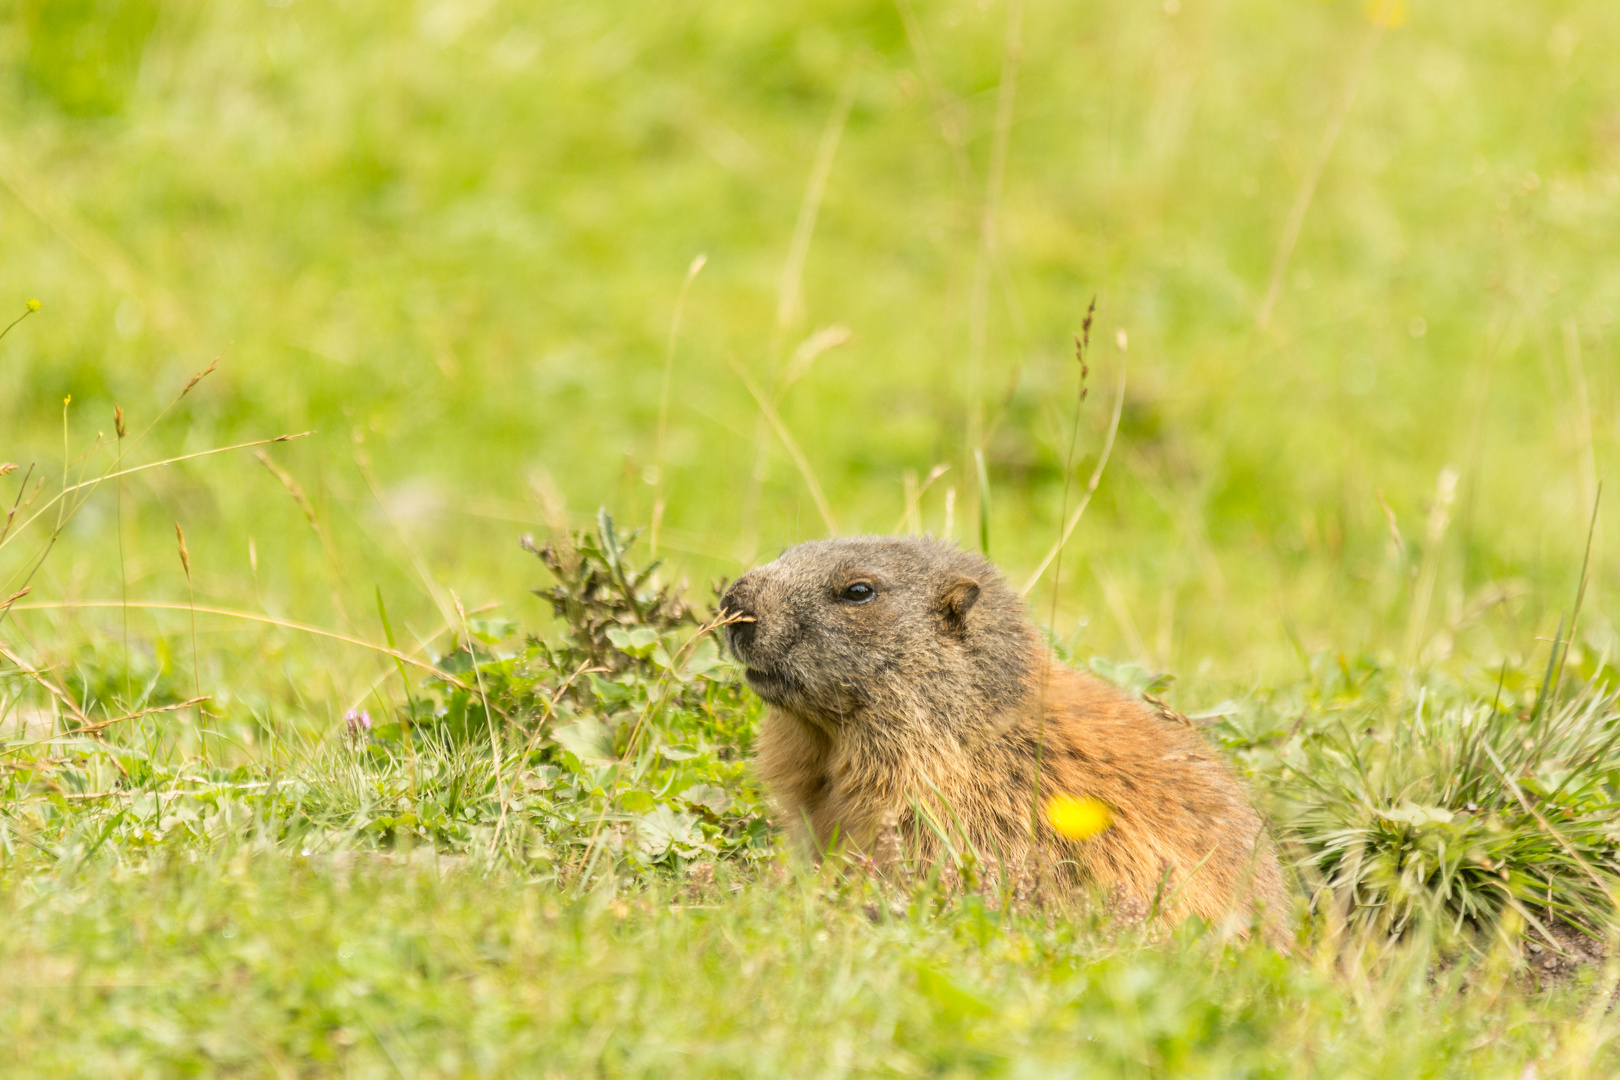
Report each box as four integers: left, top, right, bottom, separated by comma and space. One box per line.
1174, 630, 1620, 953
1275, 668, 1620, 944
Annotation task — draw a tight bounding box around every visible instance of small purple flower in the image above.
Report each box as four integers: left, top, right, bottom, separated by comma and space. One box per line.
345, 709, 372, 740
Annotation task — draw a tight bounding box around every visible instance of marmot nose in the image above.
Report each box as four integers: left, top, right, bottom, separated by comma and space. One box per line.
720, 578, 759, 655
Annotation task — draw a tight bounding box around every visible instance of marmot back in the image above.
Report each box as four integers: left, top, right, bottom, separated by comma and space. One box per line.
722, 535, 1288, 940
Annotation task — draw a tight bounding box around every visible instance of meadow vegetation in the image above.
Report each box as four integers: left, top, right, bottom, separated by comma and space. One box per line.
4, 0, 1620, 1074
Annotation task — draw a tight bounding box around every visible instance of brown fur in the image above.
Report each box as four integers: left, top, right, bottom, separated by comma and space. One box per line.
722, 536, 1288, 941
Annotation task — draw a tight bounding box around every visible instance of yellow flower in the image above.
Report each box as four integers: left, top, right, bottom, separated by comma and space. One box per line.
1046, 795, 1112, 840
25, 298, 41, 312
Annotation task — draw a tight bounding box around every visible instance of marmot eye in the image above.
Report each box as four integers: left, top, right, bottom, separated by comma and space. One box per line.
840, 582, 875, 603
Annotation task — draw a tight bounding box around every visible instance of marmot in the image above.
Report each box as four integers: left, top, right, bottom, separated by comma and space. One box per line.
722, 536, 1288, 939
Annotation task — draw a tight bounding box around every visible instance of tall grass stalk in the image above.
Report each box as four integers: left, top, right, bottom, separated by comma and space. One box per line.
1403, 465, 1459, 664
1018, 363, 1126, 598
0, 432, 309, 560
253, 449, 354, 629
13, 600, 472, 686
974, 448, 990, 554
1256, 3, 1390, 330
965, 0, 1024, 453
0, 297, 40, 345
732, 359, 838, 536
1028, 303, 1095, 869
115, 404, 129, 702
739, 76, 857, 556
175, 523, 202, 720
650, 252, 707, 559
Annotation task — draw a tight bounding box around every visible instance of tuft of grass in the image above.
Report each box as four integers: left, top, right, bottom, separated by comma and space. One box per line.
1295, 684, 1620, 942
1213, 654, 1620, 946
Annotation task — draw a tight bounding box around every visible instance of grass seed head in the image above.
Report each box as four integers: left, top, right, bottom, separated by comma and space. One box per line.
181, 358, 219, 397
175, 522, 191, 579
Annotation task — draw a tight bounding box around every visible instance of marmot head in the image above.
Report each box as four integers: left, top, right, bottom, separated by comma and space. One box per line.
721, 536, 1037, 738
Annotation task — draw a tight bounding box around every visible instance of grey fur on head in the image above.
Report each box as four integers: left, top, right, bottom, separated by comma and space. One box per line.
722, 536, 1037, 744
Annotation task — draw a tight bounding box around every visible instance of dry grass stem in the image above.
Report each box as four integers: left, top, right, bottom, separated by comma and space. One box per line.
343, 600, 499, 715
1403, 466, 1459, 664
62, 696, 212, 739
731, 359, 839, 536
739, 79, 857, 557
779, 325, 852, 393
0, 464, 42, 547
1019, 363, 1127, 596
180, 359, 218, 397
175, 522, 203, 707
1256, 5, 1389, 330
891, 463, 950, 534
1563, 319, 1601, 600
0, 432, 313, 556
353, 442, 456, 630
1376, 488, 1406, 562
255, 448, 354, 626
776, 78, 858, 332
965, 0, 1024, 453
650, 252, 708, 558
8, 600, 472, 688
0, 640, 90, 728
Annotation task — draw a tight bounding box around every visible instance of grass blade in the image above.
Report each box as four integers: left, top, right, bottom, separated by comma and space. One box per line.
975, 448, 990, 555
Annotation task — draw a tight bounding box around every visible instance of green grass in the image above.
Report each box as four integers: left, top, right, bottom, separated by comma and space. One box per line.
5, 856, 1613, 1078
5, 0, 1620, 1073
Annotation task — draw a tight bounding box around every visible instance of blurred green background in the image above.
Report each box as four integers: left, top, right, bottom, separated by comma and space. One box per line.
2, 0, 1617, 709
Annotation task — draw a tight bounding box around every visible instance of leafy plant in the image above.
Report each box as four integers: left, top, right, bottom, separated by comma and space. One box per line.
520, 510, 697, 677
320, 513, 774, 874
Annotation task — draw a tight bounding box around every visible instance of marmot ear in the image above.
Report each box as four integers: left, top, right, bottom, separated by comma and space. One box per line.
938, 576, 981, 637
